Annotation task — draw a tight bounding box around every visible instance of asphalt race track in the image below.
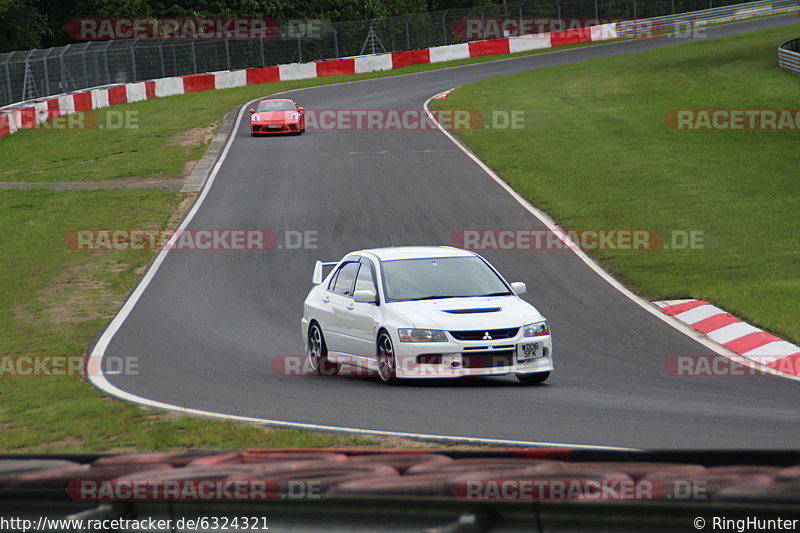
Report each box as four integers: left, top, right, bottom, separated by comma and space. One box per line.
94, 15, 800, 449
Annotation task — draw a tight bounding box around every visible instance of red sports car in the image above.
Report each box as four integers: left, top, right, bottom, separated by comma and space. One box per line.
249, 99, 305, 136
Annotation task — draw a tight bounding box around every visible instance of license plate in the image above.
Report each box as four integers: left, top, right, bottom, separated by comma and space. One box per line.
517, 342, 542, 361
267, 125, 282, 129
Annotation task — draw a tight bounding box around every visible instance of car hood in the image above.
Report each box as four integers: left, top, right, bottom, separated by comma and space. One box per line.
386, 296, 544, 331
252, 110, 299, 123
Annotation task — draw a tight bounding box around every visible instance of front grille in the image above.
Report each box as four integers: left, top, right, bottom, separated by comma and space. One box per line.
462, 350, 514, 368
416, 354, 443, 365
449, 328, 519, 341
255, 124, 287, 132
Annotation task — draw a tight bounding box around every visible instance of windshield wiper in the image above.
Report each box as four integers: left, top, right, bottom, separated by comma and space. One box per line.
407, 292, 511, 301
407, 295, 462, 301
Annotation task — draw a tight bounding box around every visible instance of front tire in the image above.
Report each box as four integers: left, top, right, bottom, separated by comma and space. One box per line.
516, 371, 549, 385
307, 323, 339, 376
377, 331, 398, 385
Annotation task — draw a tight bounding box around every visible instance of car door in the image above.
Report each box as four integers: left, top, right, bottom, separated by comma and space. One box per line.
346, 259, 382, 357
322, 261, 360, 355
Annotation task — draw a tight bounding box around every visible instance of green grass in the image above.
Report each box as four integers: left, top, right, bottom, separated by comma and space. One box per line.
433, 24, 800, 342
0, 190, 388, 452
0, 190, 178, 355
0, 377, 383, 453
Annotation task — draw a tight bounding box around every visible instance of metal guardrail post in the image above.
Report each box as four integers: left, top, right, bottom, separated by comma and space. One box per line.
42, 52, 51, 96
93, 44, 101, 86
5, 62, 13, 102
159, 41, 166, 77
81, 47, 88, 89
296, 34, 302, 63
102, 41, 111, 83
225, 39, 231, 70
58, 45, 68, 93
333, 24, 340, 57
129, 42, 136, 81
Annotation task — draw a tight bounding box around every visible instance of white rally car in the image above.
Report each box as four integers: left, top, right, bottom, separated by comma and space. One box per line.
301, 246, 553, 384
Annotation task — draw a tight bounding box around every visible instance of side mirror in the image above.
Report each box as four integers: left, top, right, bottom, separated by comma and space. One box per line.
353, 289, 377, 304
249, 108, 255, 114
510, 282, 527, 295
297, 107, 304, 113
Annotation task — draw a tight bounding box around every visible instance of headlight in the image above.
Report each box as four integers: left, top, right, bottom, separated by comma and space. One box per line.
398, 328, 448, 342
251, 114, 260, 121
523, 321, 550, 337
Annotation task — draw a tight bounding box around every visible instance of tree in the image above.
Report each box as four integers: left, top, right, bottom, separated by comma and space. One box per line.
0, 0, 49, 52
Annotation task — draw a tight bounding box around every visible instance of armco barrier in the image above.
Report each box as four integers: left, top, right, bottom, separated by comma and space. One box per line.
0, 23, 614, 141
616, 0, 799, 38
778, 38, 800, 76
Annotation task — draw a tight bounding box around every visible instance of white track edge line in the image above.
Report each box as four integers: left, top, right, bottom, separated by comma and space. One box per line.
423, 91, 800, 384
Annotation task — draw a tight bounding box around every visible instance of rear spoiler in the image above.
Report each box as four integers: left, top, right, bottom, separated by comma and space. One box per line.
312, 261, 338, 285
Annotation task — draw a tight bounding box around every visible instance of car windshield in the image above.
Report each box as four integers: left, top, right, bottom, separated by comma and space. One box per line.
381, 256, 512, 302
257, 101, 295, 112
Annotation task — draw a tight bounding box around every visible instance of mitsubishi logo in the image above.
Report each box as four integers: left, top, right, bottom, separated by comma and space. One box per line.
483, 331, 492, 340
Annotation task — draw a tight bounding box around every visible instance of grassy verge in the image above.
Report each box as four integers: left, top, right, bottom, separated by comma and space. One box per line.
433, 24, 800, 342
0, 190, 393, 452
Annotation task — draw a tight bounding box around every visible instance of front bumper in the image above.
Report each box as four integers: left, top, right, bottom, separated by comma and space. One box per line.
251, 122, 300, 134
392, 331, 553, 379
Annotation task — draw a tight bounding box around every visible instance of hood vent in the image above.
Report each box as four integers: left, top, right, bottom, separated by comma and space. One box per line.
442, 307, 501, 314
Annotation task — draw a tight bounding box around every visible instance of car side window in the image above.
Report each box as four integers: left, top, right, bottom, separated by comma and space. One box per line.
354, 262, 376, 293
332, 262, 359, 297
